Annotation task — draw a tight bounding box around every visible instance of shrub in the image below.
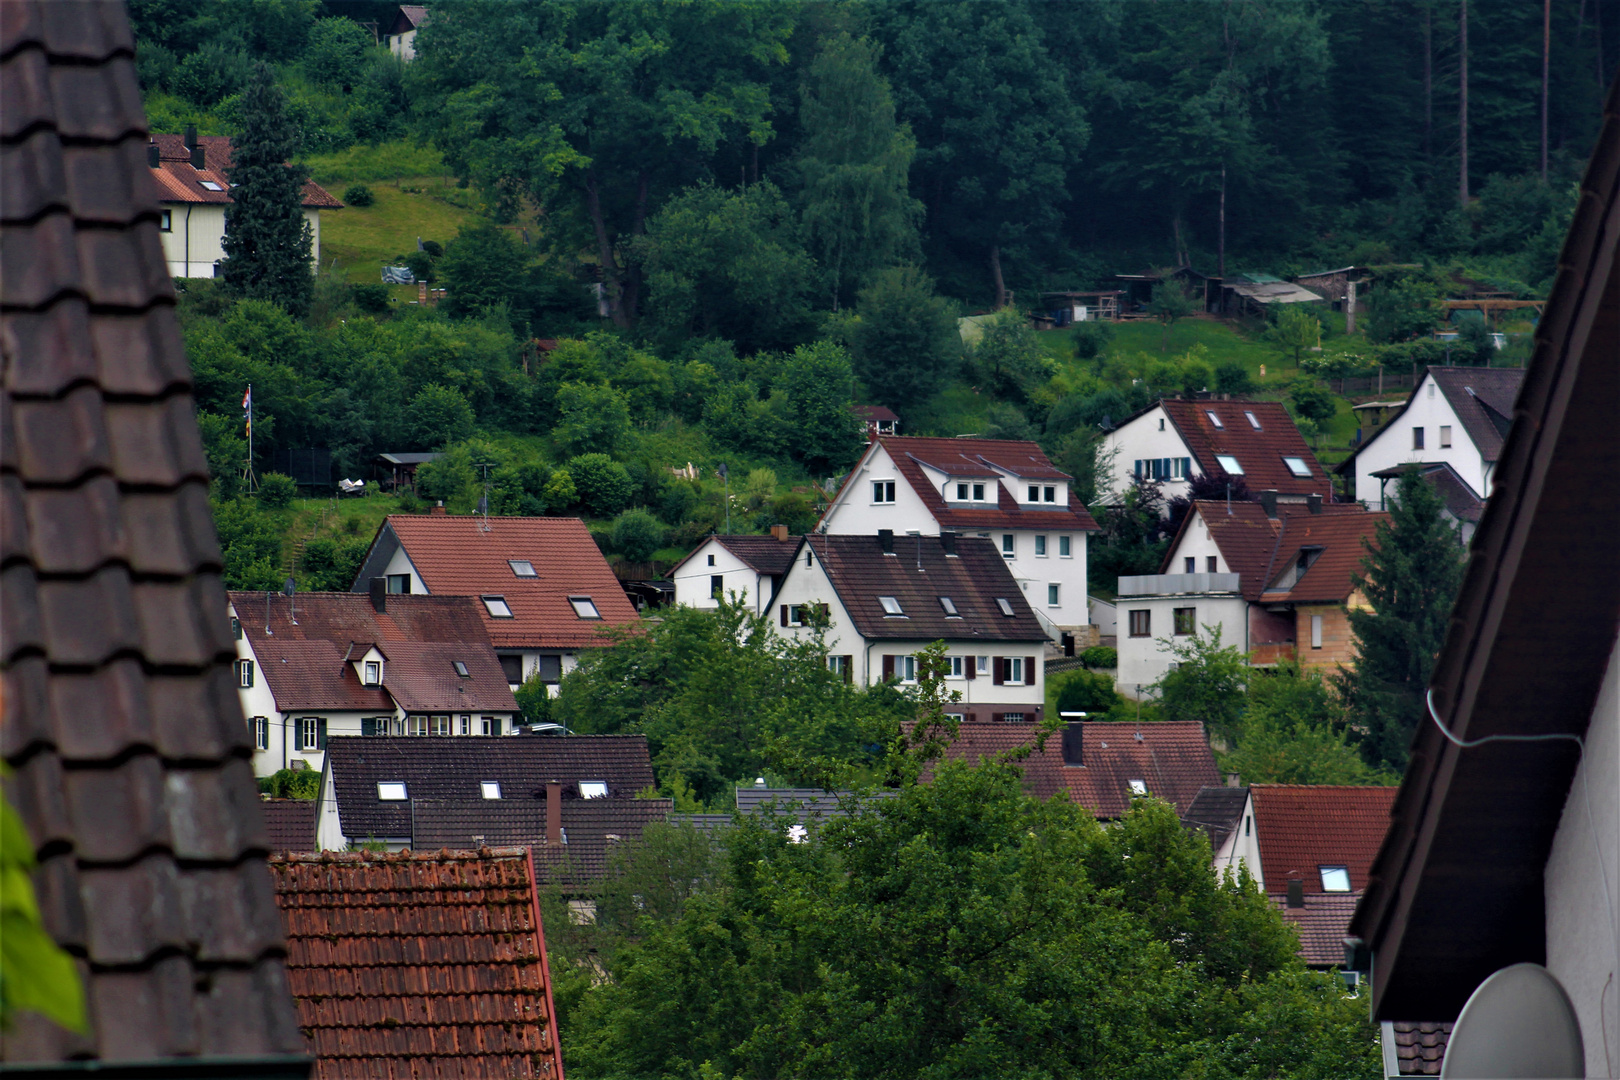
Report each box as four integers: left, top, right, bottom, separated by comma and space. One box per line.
1071, 320, 1115, 361
1214, 362, 1254, 395
402, 250, 435, 283
610, 508, 667, 563
406, 384, 474, 450
258, 768, 319, 799
1079, 645, 1117, 669
256, 472, 297, 509
342, 184, 375, 207
568, 454, 633, 517
1056, 670, 1120, 715
422, 240, 443, 259
351, 283, 389, 313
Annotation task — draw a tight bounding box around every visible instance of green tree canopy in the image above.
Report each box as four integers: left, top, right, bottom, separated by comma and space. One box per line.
220, 63, 314, 316
1153, 625, 1248, 745
848, 265, 959, 412
1223, 663, 1394, 786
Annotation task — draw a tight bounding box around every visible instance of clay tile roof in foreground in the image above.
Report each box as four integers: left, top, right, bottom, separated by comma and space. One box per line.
0, 2, 304, 1064
932, 721, 1219, 819
1389, 1022, 1452, 1075
270, 848, 563, 1079
361, 514, 639, 649
148, 133, 342, 209
1259, 512, 1388, 604
1159, 399, 1333, 498
262, 799, 318, 851
851, 436, 1099, 532
1250, 784, 1397, 896
412, 798, 674, 882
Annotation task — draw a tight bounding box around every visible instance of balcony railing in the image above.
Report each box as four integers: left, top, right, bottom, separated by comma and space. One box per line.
1116, 572, 1242, 597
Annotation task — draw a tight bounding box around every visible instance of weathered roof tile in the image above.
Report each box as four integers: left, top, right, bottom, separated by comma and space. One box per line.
90, 308, 191, 395
1250, 784, 1397, 896
1, 211, 81, 307
11, 385, 112, 483
26, 479, 125, 572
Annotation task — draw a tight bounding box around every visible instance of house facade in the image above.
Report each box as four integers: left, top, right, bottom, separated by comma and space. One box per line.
351, 510, 639, 693
148, 132, 341, 278
229, 589, 519, 778
817, 436, 1098, 633
1338, 366, 1525, 510
671, 527, 802, 615
773, 533, 1050, 723
1102, 399, 1333, 510
384, 4, 427, 60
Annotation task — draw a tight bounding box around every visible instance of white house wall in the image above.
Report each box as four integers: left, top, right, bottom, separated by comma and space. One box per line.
381, 542, 427, 593
822, 443, 938, 537
1115, 593, 1249, 694
672, 538, 773, 615
1102, 404, 1194, 503
1214, 790, 1263, 888
1166, 509, 1233, 575
1544, 631, 1620, 1077
1353, 373, 1490, 510
159, 205, 323, 279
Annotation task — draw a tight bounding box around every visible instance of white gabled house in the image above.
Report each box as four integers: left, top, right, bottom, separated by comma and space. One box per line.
670, 527, 802, 615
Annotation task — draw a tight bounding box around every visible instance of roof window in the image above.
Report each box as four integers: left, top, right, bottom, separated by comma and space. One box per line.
1128, 779, 1148, 796
570, 596, 601, 619
1320, 866, 1351, 892
878, 596, 904, 616
481, 781, 502, 800
482, 595, 513, 618
1206, 411, 1224, 428
1214, 454, 1244, 475
199, 180, 223, 191
509, 559, 537, 577
1282, 456, 1312, 478
452, 660, 470, 678
995, 597, 1015, 617
939, 597, 960, 617
377, 781, 408, 801
579, 781, 608, 799
1245, 411, 1262, 430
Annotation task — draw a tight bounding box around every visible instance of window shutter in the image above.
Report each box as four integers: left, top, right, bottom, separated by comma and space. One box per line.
841, 656, 852, 685
491, 716, 502, 736
780, 605, 789, 627
992, 658, 1004, 685
990, 713, 1004, 723
317, 717, 327, 750
1024, 656, 1036, 686
361, 717, 375, 737
964, 659, 976, 681
882, 655, 894, 681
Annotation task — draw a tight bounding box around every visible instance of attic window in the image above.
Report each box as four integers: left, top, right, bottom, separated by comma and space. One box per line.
481, 781, 502, 800
452, 660, 470, 678
1206, 411, 1224, 428
995, 597, 1015, 617
1214, 454, 1244, 475
1128, 779, 1148, 796
199, 180, 223, 191
482, 595, 514, 618
1282, 456, 1312, 478
363, 661, 381, 685
377, 781, 408, 801
939, 597, 960, 617
570, 596, 601, 619
878, 596, 904, 616
1245, 411, 1262, 430
1320, 866, 1351, 892
579, 781, 608, 799
509, 560, 537, 577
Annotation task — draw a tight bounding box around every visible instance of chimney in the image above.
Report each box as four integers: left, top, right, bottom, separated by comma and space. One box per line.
1060, 721, 1084, 766
183, 124, 197, 150
1306, 493, 1323, 515
878, 529, 894, 554
369, 577, 387, 613
545, 781, 562, 846
1259, 490, 1279, 519
431, 501, 446, 515
939, 531, 957, 556
147, 141, 160, 168
770, 524, 789, 542
1225, 772, 1241, 787
1286, 879, 1304, 908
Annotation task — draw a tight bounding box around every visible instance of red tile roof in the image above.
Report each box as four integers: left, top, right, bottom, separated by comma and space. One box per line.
1250, 784, 1397, 896
1162, 501, 1377, 602
1259, 512, 1388, 604
148, 134, 342, 209
932, 721, 1220, 818
855, 404, 900, 422
262, 798, 317, 851
270, 848, 564, 1079
1389, 1021, 1452, 1075
371, 515, 640, 649
231, 589, 492, 646
834, 436, 1100, 532
1159, 399, 1332, 497
1271, 891, 1361, 966
253, 638, 395, 710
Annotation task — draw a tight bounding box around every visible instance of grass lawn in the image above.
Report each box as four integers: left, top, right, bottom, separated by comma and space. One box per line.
317, 179, 483, 284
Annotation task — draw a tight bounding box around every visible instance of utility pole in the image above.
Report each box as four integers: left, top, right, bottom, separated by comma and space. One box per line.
1459, 0, 1470, 207
1218, 163, 1227, 279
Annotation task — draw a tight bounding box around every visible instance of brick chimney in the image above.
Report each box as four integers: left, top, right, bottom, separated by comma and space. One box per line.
1061, 721, 1084, 766
940, 531, 957, 556
147, 141, 159, 168
369, 576, 387, 613
430, 501, 446, 515
545, 781, 562, 846
770, 524, 789, 542
1286, 878, 1304, 908
1306, 493, 1323, 514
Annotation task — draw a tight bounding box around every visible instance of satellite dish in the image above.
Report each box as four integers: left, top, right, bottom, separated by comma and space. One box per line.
282, 578, 296, 597
1440, 963, 1585, 1078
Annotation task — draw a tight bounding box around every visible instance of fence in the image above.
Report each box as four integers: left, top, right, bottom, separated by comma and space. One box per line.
1328, 366, 1424, 397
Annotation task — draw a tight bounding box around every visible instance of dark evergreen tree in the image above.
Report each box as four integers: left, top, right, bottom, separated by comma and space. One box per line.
1338, 467, 1466, 771
220, 63, 313, 316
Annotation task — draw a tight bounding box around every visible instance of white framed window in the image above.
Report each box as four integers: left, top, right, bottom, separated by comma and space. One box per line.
1208, 556, 1218, 572
481, 716, 497, 736
1001, 712, 1027, 723
872, 480, 896, 503
828, 655, 849, 679
570, 596, 601, 619
1282, 456, 1312, 479
482, 595, 513, 618
1320, 866, 1351, 892
1007, 657, 1025, 684
1206, 410, 1224, 428
947, 656, 964, 679
1047, 583, 1060, 607
431, 714, 451, 736
878, 596, 904, 616
939, 596, 960, 617
1245, 411, 1262, 430
972, 483, 985, 501
956, 483, 969, 500
159, 209, 172, 232
377, 781, 408, 800
1310, 613, 1324, 649
509, 559, 537, 577
237, 659, 254, 687
199, 179, 223, 191
481, 781, 502, 800
1001, 534, 1014, 558
1439, 424, 1453, 448
1027, 485, 1040, 502
1412, 427, 1425, 450
452, 660, 470, 678
460, 714, 471, 735
1043, 486, 1056, 502
901, 656, 917, 683
298, 717, 321, 751
976, 656, 990, 676
1034, 535, 1047, 557
1184, 557, 1196, 573
387, 573, 411, 594
580, 781, 608, 799
249, 715, 268, 750
1214, 454, 1244, 475
363, 661, 381, 685
407, 715, 428, 736
1059, 535, 1072, 558
996, 597, 1015, 617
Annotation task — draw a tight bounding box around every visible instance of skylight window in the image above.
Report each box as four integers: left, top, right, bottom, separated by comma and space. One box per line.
569, 596, 601, 619
452, 660, 470, 678
1214, 454, 1245, 475
1128, 779, 1148, 796
1320, 866, 1351, 892
199, 180, 223, 191
481, 781, 502, 800
377, 781, 407, 801
1245, 411, 1262, 430
1206, 411, 1224, 428
579, 781, 608, 799
995, 597, 1015, 617
509, 560, 537, 577
878, 596, 904, 616
1282, 456, 1312, 478
939, 597, 960, 617
482, 595, 513, 618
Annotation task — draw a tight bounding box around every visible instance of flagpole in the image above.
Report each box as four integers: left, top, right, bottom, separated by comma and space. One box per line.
243, 383, 256, 493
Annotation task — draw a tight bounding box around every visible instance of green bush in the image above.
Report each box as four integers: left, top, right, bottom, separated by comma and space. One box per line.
351, 283, 389, 313
403, 250, 435, 283
610, 508, 667, 563
1070, 320, 1115, 361
1056, 669, 1119, 715
342, 184, 374, 207
1214, 362, 1254, 395
256, 472, 297, 509
568, 454, 633, 517
257, 768, 319, 799
422, 240, 444, 259
1079, 645, 1117, 669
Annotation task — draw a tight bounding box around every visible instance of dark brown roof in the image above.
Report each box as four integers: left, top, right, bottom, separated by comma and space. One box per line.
1350, 78, 1620, 1023
839, 436, 1099, 532
388, 4, 428, 35
855, 404, 899, 422
1250, 785, 1397, 896
149, 134, 342, 209
0, 2, 303, 1064
1368, 462, 1485, 524
1161, 501, 1377, 602
270, 848, 563, 1079
324, 735, 656, 839
1428, 367, 1524, 463
1258, 511, 1389, 604
262, 798, 317, 851
1389, 1022, 1452, 1076
1154, 399, 1332, 497
716, 533, 803, 576
805, 534, 1047, 642
1271, 892, 1361, 967
230, 589, 493, 646
1180, 785, 1249, 852
411, 798, 673, 881
933, 721, 1220, 818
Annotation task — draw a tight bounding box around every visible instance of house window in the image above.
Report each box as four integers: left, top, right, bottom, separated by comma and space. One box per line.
996, 597, 1016, 617
1206, 411, 1224, 428
1001, 712, 1027, 723
431, 714, 451, 736
482, 595, 513, 618
1184, 557, 1196, 573
1440, 425, 1452, 448
453, 660, 470, 678
947, 656, 964, 678
299, 717, 320, 751
377, 782, 408, 800
509, 560, 537, 577
872, 480, 896, 503
1207, 556, 1218, 573
1282, 456, 1312, 478
407, 715, 428, 736
901, 656, 917, 683
878, 595, 904, 616
1412, 427, 1425, 450
707, 553, 716, 566
1310, 614, 1324, 649
481, 781, 502, 800
569, 596, 601, 619
231, 617, 241, 640
976, 656, 990, 677
956, 483, 969, 499
972, 483, 985, 501
1158, 418, 1165, 430
1059, 536, 1072, 558
537, 655, 562, 683
711, 575, 724, 599
939, 596, 960, 617
1028, 485, 1040, 502
580, 781, 608, 799
1001, 534, 1014, 558
159, 209, 172, 232
481, 716, 500, 736
1044, 486, 1056, 502
498, 654, 523, 684
460, 714, 471, 735
1320, 866, 1351, 892
363, 661, 381, 685
249, 715, 268, 750
1006, 657, 1025, 684
237, 659, 254, 687
1244, 411, 1261, 430
1173, 607, 1195, 635
1047, 584, 1060, 607
199, 180, 223, 191
828, 655, 849, 679
1035, 535, 1047, 556
387, 574, 411, 594
1129, 610, 1151, 637
1128, 779, 1148, 796
1215, 454, 1244, 475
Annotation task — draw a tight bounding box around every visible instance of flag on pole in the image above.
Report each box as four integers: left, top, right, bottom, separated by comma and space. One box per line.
242, 386, 252, 436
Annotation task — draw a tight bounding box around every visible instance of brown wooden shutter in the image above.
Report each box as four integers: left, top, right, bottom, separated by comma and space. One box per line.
990, 712, 1004, 723
1025, 656, 1036, 686
882, 655, 894, 681
780, 605, 788, 627
964, 657, 976, 681
992, 657, 1004, 685
841, 656, 853, 684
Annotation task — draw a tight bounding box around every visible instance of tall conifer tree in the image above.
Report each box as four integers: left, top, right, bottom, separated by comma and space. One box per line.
220, 63, 313, 316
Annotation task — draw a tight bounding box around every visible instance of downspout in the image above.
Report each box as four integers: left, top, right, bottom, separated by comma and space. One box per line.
184, 203, 192, 278
281, 712, 288, 772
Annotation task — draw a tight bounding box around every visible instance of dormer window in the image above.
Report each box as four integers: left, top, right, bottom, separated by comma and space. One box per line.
509, 560, 536, 577
452, 660, 470, 678
1245, 411, 1262, 430
1206, 411, 1224, 428
939, 597, 959, 616
995, 598, 1015, 617
482, 596, 513, 618
1214, 454, 1244, 475
1043, 486, 1056, 502
1282, 456, 1312, 478
878, 596, 904, 616
363, 661, 382, 685
1028, 485, 1040, 502
570, 596, 601, 619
